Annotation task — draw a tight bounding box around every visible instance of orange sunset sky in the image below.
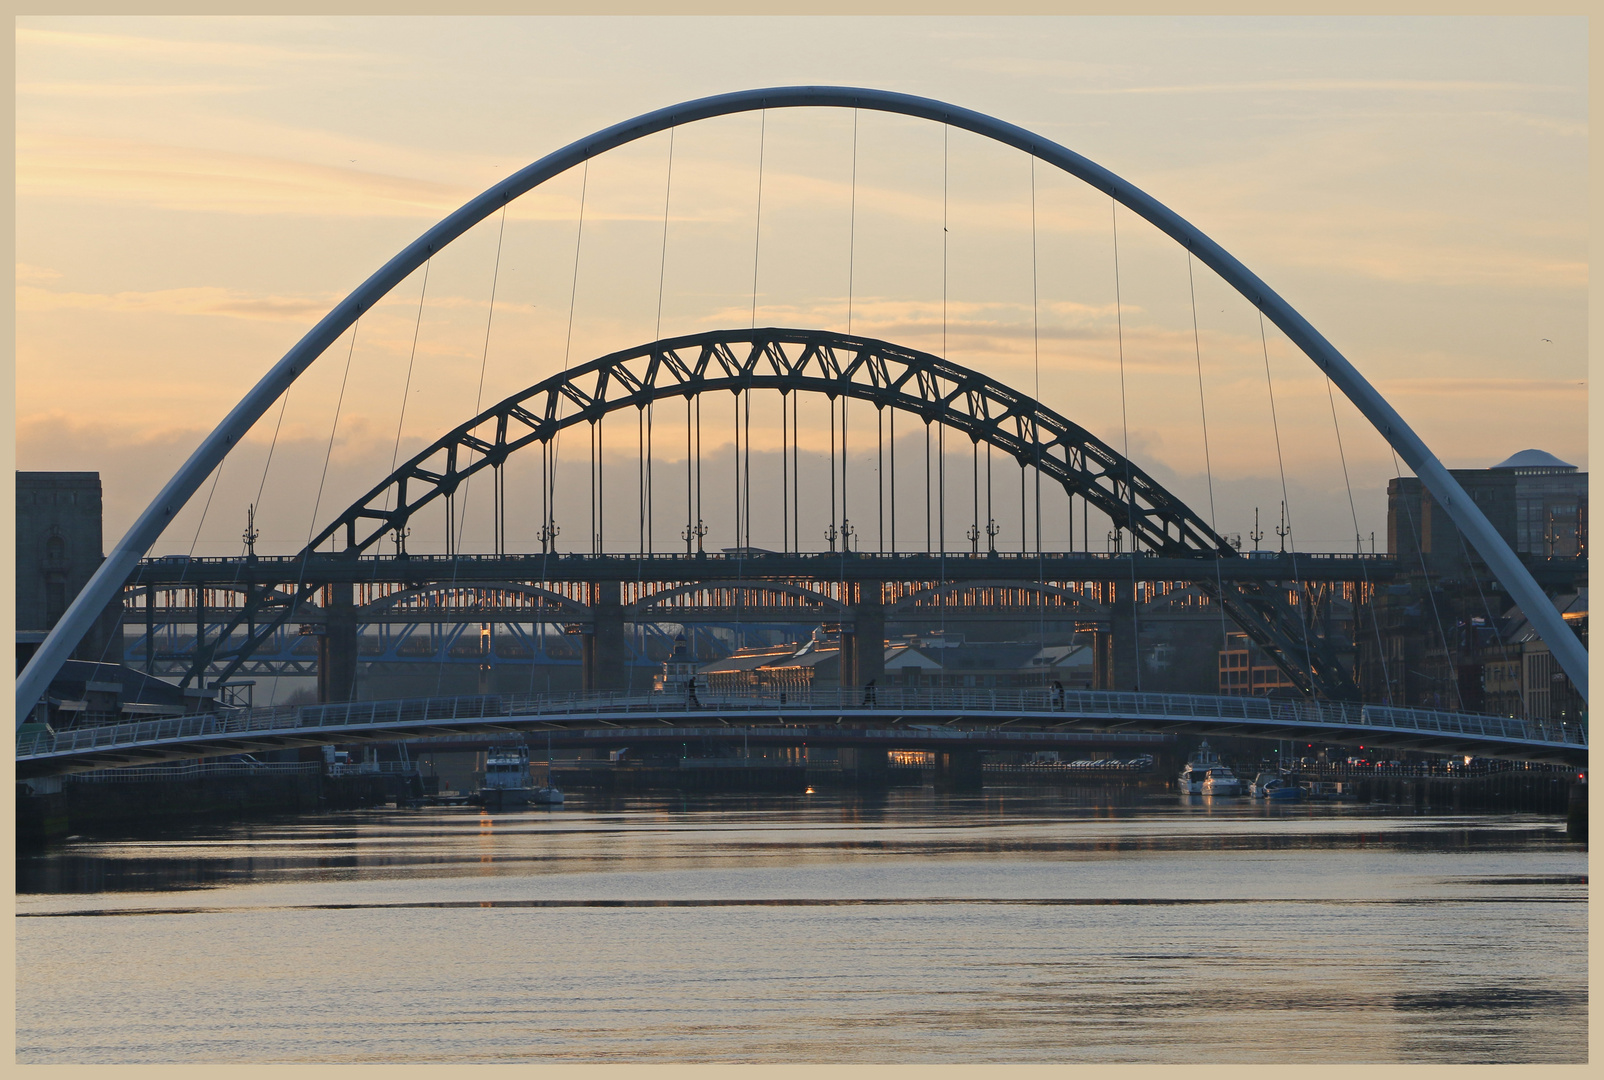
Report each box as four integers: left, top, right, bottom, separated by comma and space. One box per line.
15, 15, 1587, 558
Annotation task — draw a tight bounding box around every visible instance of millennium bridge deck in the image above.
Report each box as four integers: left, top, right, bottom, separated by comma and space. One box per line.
17, 687, 1587, 777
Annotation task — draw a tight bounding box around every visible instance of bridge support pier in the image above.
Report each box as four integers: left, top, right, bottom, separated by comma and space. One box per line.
317, 581, 358, 703
934, 749, 984, 793
1110, 592, 1140, 692
838, 747, 890, 789
849, 582, 886, 694
583, 581, 628, 693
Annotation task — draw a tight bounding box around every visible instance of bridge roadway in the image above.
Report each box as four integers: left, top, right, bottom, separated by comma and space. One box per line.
16, 688, 1587, 777
133, 550, 1406, 586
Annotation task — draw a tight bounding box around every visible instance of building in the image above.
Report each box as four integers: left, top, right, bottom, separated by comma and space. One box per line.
882, 634, 1094, 690
1493, 449, 1587, 558
699, 630, 841, 692
1388, 448, 1586, 576
1217, 632, 1300, 697
1493, 591, 1587, 724
16, 472, 122, 670
1375, 449, 1587, 711
698, 629, 1094, 694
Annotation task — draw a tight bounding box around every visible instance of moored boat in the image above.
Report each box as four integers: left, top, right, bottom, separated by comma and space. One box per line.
476, 745, 565, 808
1178, 741, 1243, 796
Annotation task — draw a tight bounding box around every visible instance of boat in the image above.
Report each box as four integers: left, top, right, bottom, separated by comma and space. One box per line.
1178, 741, 1243, 796
476, 745, 564, 808
1250, 772, 1302, 800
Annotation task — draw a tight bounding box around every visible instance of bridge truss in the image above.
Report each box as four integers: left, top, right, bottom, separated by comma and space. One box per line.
141, 329, 1379, 700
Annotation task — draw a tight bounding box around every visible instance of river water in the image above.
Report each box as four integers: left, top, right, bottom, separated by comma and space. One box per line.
15, 787, 1587, 1063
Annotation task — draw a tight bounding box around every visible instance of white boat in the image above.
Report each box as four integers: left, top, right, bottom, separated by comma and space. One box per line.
477, 745, 564, 808
1178, 741, 1243, 796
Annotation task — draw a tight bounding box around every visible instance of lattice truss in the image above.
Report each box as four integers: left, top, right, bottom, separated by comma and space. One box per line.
152, 328, 1355, 699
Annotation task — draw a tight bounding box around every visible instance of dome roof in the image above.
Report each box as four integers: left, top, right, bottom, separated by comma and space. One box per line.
1491, 448, 1577, 471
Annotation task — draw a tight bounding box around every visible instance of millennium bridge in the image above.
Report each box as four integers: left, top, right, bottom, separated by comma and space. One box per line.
19, 88, 1587, 777
16, 687, 1587, 779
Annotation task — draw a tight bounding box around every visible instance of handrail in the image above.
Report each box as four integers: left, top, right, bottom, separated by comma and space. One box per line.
17, 686, 1586, 760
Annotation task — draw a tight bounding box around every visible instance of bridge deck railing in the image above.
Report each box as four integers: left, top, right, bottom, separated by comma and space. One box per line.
16, 686, 1586, 760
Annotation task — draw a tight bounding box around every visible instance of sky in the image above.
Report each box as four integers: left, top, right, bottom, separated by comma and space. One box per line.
14, 15, 1588, 559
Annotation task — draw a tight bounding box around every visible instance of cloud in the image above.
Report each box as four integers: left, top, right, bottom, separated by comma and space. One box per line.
1378, 377, 1586, 398
17, 80, 260, 98
16, 284, 338, 322
17, 132, 469, 218
16, 26, 381, 69
16, 263, 61, 282
1065, 79, 1576, 96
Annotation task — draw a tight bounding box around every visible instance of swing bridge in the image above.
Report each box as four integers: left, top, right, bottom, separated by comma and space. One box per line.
18, 88, 1587, 774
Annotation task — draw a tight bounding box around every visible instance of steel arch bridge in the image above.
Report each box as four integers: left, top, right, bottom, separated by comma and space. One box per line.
185, 328, 1354, 699
17, 84, 1587, 725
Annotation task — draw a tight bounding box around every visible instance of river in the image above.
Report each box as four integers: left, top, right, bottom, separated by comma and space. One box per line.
15, 787, 1587, 1063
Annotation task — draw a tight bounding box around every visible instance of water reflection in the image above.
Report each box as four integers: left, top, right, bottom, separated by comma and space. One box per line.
18, 788, 1574, 896
14, 787, 1586, 1064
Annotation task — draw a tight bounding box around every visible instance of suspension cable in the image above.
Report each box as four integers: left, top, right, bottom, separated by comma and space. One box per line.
781, 391, 789, 552
829, 394, 837, 545
453, 204, 508, 555
1186, 250, 1233, 661
744, 388, 751, 549
299, 320, 359, 697
1111, 199, 1141, 689
1392, 448, 1464, 711
925, 418, 932, 552
842, 394, 850, 547
385, 259, 431, 517
655, 129, 674, 341
971, 439, 980, 552
1258, 311, 1316, 693
792, 391, 800, 552
684, 397, 693, 552
940, 123, 949, 561
848, 108, 858, 335
547, 161, 590, 561
750, 108, 766, 329
1325, 374, 1393, 701
638, 405, 646, 554
1031, 156, 1044, 668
